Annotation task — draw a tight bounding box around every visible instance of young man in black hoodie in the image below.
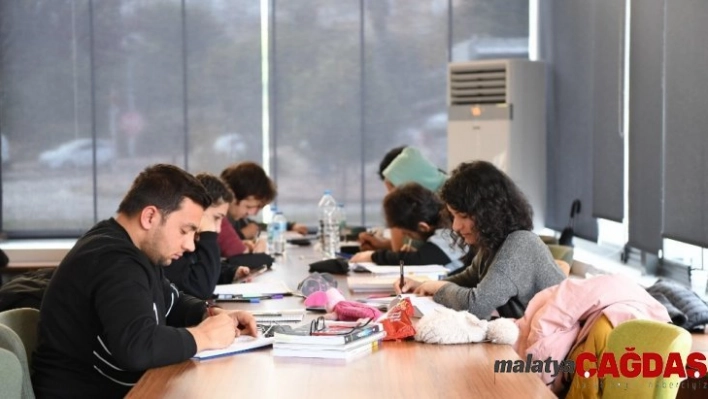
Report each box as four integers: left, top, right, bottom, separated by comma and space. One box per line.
32, 164, 257, 398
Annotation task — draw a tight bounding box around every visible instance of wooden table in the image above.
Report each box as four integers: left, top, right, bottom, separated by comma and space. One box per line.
127, 246, 555, 398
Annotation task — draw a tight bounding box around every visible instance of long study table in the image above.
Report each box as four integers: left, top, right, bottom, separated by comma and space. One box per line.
127, 246, 555, 399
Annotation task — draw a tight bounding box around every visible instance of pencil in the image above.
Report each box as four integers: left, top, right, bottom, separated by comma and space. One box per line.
399, 260, 405, 290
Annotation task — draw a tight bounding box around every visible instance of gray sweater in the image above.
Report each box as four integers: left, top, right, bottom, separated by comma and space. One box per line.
433, 230, 565, 319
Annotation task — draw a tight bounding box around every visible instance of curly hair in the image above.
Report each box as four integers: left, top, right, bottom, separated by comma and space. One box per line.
195, 173, 234, 206
383, 182, 446, 239
439, 161, 533, 263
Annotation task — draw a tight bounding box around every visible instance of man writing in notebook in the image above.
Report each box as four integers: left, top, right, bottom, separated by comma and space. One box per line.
33, 164, 257, 399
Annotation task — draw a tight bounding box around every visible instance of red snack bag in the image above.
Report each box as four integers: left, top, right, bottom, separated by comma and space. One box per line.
381, 297, 416, 341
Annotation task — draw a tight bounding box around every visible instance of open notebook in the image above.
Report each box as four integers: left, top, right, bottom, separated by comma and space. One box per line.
362, 294, 447, 318
351, 262, 449, 276
346, 275, 436, 293
193, 334, 274, 360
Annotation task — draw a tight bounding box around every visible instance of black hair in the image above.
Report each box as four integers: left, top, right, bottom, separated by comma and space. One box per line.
220, 161, 277, 204
383, 182, 445, 239
439, 161, 533, 263
378, 146, 406, 180
117, 164, 211, 217
195, 173, 234, 205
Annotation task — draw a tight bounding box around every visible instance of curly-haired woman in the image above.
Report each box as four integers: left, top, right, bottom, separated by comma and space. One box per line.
395, 161, 565, 319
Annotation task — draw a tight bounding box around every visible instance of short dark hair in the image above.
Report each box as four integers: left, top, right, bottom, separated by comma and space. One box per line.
118, 164, 212, 217
439, 161, 533, 262
195, 173, 234, 205
383, 183, 445, 238
220, 161, 277, 204
378, 146, 406, 180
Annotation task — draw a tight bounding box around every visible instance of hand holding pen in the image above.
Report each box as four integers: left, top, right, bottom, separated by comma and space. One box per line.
399, 260, 405, 292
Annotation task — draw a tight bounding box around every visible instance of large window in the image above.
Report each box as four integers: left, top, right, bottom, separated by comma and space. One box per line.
0, 0, 529, 236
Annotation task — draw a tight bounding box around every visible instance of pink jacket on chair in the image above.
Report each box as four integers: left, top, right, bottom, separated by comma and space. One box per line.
514, 274, 671, 391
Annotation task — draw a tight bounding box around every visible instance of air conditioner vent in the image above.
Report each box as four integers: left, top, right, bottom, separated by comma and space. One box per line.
449, 63, 507, 105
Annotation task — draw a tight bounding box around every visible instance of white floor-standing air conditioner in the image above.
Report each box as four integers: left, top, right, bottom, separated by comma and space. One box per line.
447, 59, 546, 230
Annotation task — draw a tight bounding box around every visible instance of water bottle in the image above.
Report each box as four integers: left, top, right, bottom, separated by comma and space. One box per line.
267, 206, 279, 255
317, 190, 340, 258
337, 203, 347, 242
272, 211, 287, 255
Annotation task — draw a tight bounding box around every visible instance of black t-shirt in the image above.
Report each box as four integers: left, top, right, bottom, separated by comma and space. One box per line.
32, 218, 206, 399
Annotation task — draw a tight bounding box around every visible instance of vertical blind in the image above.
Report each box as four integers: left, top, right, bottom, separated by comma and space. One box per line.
663, 0, 708, 247
591, 0, 625, 223
628, 0, 664, 254
539, 0, 599, 241
0, 0, 528, 236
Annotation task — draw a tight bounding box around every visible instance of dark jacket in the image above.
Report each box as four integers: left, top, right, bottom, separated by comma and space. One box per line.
32, 218, 207, 399
370, 229, 465, 271
164, 231, 221, 300
0, 268, 55, 312
646, 279, 708, 332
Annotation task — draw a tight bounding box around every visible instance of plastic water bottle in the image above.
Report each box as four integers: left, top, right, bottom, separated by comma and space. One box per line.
267, 206, 279, 255
317, 190, 340, 258
337, 203, 347, 242
272, 211, 287, 255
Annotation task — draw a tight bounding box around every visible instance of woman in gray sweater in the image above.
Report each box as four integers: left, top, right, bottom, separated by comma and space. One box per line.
396, 161, 566, 319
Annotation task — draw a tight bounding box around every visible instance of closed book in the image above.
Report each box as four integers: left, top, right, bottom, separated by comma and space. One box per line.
273, 331, 386, 352
273, 332, 384, 360
273, 322, 383, 345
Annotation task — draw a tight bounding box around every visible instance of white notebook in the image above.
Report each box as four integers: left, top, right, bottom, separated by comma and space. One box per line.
351, 262, 449, 276
193, 334, 274, 360
213, 281, 293, 297
347, 275, 433, 293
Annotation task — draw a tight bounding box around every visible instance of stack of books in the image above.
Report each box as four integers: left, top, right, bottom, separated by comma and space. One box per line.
272, 320, 385, 362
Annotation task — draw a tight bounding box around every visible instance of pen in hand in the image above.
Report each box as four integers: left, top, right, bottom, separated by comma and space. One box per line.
399, 260, 405, 292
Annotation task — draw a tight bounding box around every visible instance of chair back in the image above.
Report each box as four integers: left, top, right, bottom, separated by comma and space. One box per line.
0, 308, 39, 399
0, 347, 23, 399
0, 324, 34, 398
0, 308, 40, 367
602, 320, 691, 399
547, 244, 574, 265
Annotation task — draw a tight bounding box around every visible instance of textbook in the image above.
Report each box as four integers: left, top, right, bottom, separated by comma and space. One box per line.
273, 322, 383, 345
272, 331, 385, 361
192, 334, 275, 360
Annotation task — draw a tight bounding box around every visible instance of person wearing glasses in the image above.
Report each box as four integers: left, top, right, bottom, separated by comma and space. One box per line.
33, 164, 257, 398
395, 161, 566, 319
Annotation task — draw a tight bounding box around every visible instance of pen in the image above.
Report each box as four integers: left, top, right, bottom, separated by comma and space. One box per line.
366, 294, 397, 299
399, 260, 405, 290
